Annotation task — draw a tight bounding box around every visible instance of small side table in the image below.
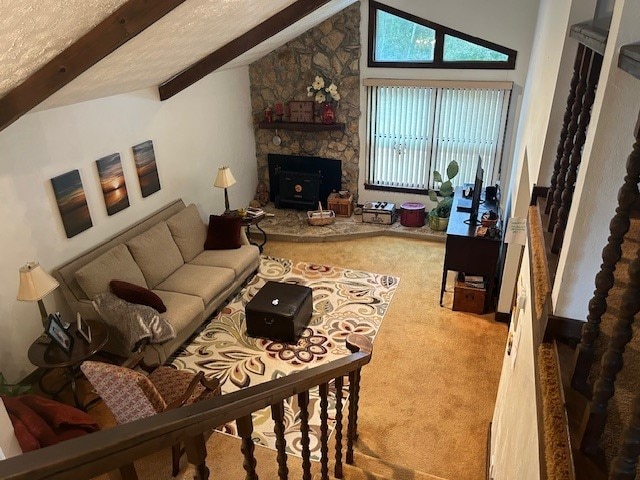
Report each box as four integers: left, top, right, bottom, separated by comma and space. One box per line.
241, 215, 268, 252
28, 319, 109, 410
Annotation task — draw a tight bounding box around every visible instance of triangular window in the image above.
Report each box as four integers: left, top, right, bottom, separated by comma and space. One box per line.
369, 1, 516, 69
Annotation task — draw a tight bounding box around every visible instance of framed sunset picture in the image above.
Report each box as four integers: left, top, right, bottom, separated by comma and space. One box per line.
96, 153, 129, 215
50, 169, 93, 238
132, 140, 161, 197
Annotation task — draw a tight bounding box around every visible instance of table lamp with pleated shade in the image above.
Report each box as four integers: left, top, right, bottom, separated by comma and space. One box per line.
17, 262, 59, 328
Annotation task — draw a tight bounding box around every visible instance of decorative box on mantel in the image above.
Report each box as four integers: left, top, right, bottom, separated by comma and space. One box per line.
328, 192, 353, 217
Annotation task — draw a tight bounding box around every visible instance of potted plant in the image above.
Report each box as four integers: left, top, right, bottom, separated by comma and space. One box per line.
428, 160, 459, 231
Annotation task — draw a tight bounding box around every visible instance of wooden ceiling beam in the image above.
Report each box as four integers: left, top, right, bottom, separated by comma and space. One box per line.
0, 0, 187, 132
158, 0, 333, 101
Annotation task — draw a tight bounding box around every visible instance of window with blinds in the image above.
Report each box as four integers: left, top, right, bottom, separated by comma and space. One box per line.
364, 79, 512, 192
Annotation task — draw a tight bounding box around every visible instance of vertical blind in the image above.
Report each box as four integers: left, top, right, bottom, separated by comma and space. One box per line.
365, 79, 512, 190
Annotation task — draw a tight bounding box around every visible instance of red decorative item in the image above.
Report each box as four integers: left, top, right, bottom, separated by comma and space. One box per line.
321, 103, 336, 124
264, 107, 273, 123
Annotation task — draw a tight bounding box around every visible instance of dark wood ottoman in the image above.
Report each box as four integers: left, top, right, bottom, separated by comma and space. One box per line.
245, 281, 313, 343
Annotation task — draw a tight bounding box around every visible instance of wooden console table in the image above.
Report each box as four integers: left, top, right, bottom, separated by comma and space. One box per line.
439, 187, 502, 313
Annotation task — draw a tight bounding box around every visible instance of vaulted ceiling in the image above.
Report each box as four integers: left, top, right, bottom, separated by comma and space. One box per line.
0, 0, 356, 130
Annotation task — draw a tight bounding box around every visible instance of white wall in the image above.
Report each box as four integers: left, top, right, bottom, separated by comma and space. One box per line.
357, 0, 540, 209
553, 0, 640, 319
0, 67, 257, 382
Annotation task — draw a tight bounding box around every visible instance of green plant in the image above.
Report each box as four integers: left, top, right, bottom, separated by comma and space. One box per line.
428, 160, 460, 218
0, 372, 31, 396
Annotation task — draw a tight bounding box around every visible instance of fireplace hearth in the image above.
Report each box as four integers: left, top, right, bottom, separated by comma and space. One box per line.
268, 154, 342, 210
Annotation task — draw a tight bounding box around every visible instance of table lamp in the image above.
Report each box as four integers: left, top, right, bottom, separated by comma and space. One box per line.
17, 262, 59, 328
214, 166, 236, 213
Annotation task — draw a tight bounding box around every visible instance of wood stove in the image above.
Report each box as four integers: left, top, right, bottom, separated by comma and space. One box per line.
268, 154, 341, 210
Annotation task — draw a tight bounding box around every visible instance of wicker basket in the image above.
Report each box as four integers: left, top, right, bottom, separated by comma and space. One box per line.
307, 202, 336, 226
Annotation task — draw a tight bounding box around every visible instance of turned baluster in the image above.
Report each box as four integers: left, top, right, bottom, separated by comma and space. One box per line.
549, 48, 592, 231
346, 368, 361, 464
271, 401, 289, 480
237, 415, 259, 480
298, 391, 312, 480
547, 44, 586, 214
571, 117, 640, 396
551, 53, 603, 254
610, 395, 640, 479
334, 376, 345, 479
319, 382, 330, 480
580, 247, 640, 454
184, 433, 210, 480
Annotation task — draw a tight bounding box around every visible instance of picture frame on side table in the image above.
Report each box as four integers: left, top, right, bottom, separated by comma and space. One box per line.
46, 314, 74, 354
77, 313, 92, 343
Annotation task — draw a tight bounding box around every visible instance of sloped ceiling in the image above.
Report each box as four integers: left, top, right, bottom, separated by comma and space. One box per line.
0, 0, 356, 112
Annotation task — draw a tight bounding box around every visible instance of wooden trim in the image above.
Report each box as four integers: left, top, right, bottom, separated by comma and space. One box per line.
367, 0, 517, 70
363, 183, 429, 196
0, 0, 187, 132
569, 22, 608, 56
158, 0, 333, 100
530, 184, 550, 206
494, 311, 511, 324
0, 350, 371, 479
544, 315, 584, 344
363, 78, 513, 90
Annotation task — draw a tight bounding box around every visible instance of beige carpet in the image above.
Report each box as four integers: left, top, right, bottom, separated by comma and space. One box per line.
95, 236, 507, 480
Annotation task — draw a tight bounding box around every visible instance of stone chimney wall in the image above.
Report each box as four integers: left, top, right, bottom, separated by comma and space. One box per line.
249, 2, 361, 204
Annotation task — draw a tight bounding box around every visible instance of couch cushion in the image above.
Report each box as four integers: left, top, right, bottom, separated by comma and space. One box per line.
152, 290, 205, 334
154, 264, 234, 304
190, 245, 260, 276
127, 222, 184, 288
166, 204, 207, 263
75, 244, 147, 299
204, 215, 242, 250
110, 280, 167, 313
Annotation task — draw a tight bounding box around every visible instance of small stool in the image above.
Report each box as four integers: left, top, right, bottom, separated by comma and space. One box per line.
400, 202, 426, 227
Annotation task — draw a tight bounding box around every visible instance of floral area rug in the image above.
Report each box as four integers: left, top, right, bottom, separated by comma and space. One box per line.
170, 256, 399, 460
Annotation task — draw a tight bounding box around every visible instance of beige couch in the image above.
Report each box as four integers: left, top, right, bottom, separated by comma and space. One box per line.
54, 200, 260, 366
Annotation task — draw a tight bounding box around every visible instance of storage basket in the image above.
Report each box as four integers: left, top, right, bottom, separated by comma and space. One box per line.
307, 202, 336, 226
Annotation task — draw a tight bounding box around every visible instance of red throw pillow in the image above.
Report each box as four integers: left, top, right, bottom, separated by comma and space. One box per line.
110, 280, 167, 313
19, 395, 99, 433
204, 215, 242, 250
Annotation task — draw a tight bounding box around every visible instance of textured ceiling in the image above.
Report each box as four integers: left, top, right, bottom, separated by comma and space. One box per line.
0, 0, 356, 111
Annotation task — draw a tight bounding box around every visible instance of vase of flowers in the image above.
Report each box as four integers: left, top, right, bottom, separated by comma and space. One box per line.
307, 75, 340, 124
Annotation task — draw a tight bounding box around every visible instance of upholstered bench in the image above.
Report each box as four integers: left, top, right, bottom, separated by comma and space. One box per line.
245, 281, 313, 343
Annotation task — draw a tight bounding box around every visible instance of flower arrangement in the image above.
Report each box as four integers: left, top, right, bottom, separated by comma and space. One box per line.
307, 75, 341, 104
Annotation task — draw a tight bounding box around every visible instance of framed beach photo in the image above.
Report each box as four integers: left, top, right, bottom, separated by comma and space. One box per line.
132, 140, 161, 198
47, 314, 74, 354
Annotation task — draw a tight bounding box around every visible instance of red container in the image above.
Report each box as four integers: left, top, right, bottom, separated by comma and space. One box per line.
400, 202, 426, 227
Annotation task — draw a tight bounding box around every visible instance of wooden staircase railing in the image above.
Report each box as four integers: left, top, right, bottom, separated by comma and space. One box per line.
0, 334, 373, 480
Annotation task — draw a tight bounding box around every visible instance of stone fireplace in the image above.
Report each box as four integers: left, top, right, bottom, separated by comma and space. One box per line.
249, 3, 361, 206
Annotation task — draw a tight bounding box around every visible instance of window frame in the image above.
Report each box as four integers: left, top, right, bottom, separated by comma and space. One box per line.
368, 0, 517, 70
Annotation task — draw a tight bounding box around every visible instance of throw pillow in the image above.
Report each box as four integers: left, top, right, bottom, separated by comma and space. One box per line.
204, 215, 242, 250
110, 280, 167, 313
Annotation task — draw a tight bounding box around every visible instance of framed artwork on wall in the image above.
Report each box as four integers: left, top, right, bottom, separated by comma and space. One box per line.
132, 140, 161, 197
50, 169, 93, 238
96, 153, 129, 216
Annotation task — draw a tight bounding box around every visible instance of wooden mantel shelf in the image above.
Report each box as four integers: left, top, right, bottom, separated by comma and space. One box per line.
258, 121, 345, 132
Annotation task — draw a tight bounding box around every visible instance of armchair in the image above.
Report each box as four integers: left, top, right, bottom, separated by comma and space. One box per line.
81, 357, 220, 476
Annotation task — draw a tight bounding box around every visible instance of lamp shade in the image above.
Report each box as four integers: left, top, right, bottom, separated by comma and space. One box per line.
17, 262, 59, 302
213, 167, 236, 189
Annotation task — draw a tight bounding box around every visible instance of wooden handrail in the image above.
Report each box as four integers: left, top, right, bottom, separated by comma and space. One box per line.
0, 349, 372, 480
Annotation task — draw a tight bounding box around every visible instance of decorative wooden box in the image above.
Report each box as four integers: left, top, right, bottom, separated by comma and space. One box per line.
453, 276, 486, 314
288, 101, 314, 123
328, 192, 353, 217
